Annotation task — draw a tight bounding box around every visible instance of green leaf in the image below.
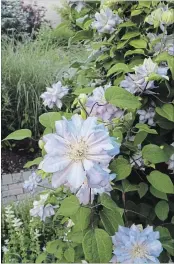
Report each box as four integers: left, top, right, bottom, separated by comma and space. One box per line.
150, 186, 168, 201
3, 129, 32, 141
117, 40, 129, 49
107, 63, 131, 76
82, 229, 112, 262
100, 193, 124, 215
24, 157, 43, 169
156, 104, 174, 122
147, 171, 174, 194
112, 130, 123, 143
129, 39, 147, 49
124, 49, 145, 57
110, 158, 132, 181
67, 230, 84, 243
64, 247, 75, 262
54, 247, 63, 260
131, 9, 143, 16
142, 144, 169, 164
69, 30, 93, 44
138, 1, 151, 8
118, 21, 136, 28
39, 112, 62, 128
135, 123, 158, 134
134, 131, 147, 145
121, 31, 140, 40
163, 241, 174, 256
58, 195, 80, 216
105, 86, 141, 110
43, 127, 53, 135
171, 216, 174, 224
74, 87, 94, 95
122, 180, 139, 193
155, 200, 169, 221
72, 207, 91, 231
100, 208, 124, 235
35, 252, 47, 263
138, 182, 148, 198
155, 226, 171, 240
46, 240, 62, 254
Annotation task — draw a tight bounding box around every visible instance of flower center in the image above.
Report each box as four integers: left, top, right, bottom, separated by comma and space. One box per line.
131, 244, 147, 259
68, 139, 88, 161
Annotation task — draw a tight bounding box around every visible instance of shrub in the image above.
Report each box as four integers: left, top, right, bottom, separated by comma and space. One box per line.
1, 0, 46, 39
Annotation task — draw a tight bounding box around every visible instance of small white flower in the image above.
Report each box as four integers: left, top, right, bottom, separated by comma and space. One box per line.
5, 205, 15, 219
40, 81, 69, 109
2, 246, 9, 254
166, 142, 174, 173
12, 218, 23, 228
33, 229, 41, 239
4, 240, 9, 245
23, 172, 42, 193
92, 8, 123, 34
67, 219, 75, 228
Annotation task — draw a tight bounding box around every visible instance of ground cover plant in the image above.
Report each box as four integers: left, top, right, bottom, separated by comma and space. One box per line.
2, 0, 174, 263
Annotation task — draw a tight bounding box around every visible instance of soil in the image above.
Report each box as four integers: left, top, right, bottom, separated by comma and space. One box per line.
1, 149, 39, 174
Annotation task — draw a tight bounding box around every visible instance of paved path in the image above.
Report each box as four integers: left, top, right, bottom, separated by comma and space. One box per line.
23, 0, 64, 27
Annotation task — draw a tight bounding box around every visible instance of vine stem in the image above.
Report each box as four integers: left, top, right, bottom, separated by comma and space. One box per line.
37, 184, 54, 191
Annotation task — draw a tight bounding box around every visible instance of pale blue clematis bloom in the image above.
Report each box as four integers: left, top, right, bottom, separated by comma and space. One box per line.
39, 114, 120, 189
120, 58, 168, 94
30, 194, 56, 222
111, 224, 163, 263
86, 84, 124, 121
92, 8, 123, 34
40, 81, 69, 109
23, 172, 42, 193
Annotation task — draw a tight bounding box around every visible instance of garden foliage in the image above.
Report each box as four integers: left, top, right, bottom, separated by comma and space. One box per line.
1, 0, 46, 39
2, 0, 174, 263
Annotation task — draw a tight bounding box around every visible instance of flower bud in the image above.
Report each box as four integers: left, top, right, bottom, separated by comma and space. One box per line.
162, 10, 174, 25
38, 139, 44, 149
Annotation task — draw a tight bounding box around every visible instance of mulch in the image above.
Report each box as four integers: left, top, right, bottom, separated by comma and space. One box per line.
1, 149, 39, 174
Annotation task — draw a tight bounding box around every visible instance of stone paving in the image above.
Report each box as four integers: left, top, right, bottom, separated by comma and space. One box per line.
2, 171, 50, 204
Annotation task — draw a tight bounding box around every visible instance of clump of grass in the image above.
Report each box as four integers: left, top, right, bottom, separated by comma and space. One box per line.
2, 38, 89, 138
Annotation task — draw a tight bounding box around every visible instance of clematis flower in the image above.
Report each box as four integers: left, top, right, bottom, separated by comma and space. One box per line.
92, 8, 123, 34
39, 114, 120, 189
120, 58, 168, 94
137, 107, 156, 126
67, 0, 85, 12
111, 224, 163, 263
23, 172, 42, 193
30, 194, 56, 222
75, 173, 115, 205
147, 33, 174, 56
166, 142, 174, 174
86, 84, 124, 121
40, 81, 69, 109
145, 4, 172, 31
